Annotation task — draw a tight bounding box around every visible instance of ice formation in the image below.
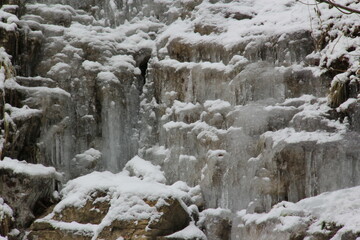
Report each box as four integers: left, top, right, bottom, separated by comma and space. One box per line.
0, 0, 359, 239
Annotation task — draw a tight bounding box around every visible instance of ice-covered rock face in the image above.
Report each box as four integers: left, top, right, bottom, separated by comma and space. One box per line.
138, 0, 360, 213
1, 0, 360, 239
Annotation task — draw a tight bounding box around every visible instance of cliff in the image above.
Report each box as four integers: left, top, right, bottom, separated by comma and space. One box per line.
0, 0, 359, 239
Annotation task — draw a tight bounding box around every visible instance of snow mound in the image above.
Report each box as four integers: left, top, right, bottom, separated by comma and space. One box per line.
4, 104, 42, 120
166, 222, 207, 240
72, 148, 102, 167
204, 99, 231, 114
124, 155, 166, 183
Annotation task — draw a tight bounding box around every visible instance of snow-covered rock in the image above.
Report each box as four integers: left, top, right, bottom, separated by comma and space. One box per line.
232, 186, 360, 240
198, 208, 232, 240
0, 158, 61, 228
28, 159, 200, 240
70, 148, 102, 178
124, 155, 166, 183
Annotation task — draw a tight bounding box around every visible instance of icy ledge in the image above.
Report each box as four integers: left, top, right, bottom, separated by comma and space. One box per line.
0, 157, 63, 180
233, 186, 360, 240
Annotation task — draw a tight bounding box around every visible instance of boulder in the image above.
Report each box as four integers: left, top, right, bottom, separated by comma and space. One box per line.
28, 168, 195, 240
0, 158, 62, 228
29, 196, 190, 240
97, 198, 190, 240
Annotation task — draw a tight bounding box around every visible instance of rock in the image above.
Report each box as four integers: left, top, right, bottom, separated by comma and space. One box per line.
70, 148, 102, 178
52, 191, 109, 225
198, 208, 232, 240
97, 198, 190, 240
28, 229, 92, 240
28, 167, 194, 240
0, 158, 61, 228
29, 196, 190, 240
0, 198, 14, 237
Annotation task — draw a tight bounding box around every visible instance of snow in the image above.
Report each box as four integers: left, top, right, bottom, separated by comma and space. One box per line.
163, 121, 191, 131
166, 222, 207, 239
4, 78, 71, 98
179, 154, 197, 163
97, 71, 120, 84
5, 104, 42, 120
157, 0, 314, 52
157, 58, 233, 73
124, 156, 166, 183
72, 148, 102, 168
324, 35, 360, 69
47, 62, 71, 76
0, 47, 12, 90
262, 95, 347, 147
0, 157, 63, 180
0, 6, 18, 31
199, 207, 232, 219
203, 99, 231, 114
1, 0, 359, 238
172, 100, 202, 115
263, 127, 344, 147
0, 197, 13, 221
337, 98, 357, 112
198, 207, 232, 228
207, 149, 228, 160
7, 229, 19, 238
56, 170, 186, 211
34, 219, 96, 236
82, 60, 103, 71
240, 185, 360, 239
331, 72, 349, 86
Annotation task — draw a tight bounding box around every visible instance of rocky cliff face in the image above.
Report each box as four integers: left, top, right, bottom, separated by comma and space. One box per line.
0, 0, 359, 239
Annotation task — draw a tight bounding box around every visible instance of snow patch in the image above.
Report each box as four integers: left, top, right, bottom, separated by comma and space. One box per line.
124, 156, 166, 183
0, 157, 63, 180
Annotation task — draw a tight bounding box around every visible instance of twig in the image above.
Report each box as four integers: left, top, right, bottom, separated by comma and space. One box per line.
317, 0, 360, 14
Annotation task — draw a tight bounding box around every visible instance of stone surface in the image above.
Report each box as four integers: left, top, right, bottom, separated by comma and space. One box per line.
29, 195, 191, 240
97, 198, 190, 240
0, 165, 59, 229
0, 0, 360, 239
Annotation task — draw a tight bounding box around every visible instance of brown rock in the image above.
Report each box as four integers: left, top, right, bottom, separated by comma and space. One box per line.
29, 195, 191, 240
0, 168, 58, 228
28, 229, 92, 240
97, 197, 190, 240
53, 191, 110, 224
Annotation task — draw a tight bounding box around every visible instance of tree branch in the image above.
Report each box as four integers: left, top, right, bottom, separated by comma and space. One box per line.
316, 0, 360, 14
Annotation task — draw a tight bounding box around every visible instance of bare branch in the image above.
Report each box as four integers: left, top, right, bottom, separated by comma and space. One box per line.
316, 0, 360, 14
